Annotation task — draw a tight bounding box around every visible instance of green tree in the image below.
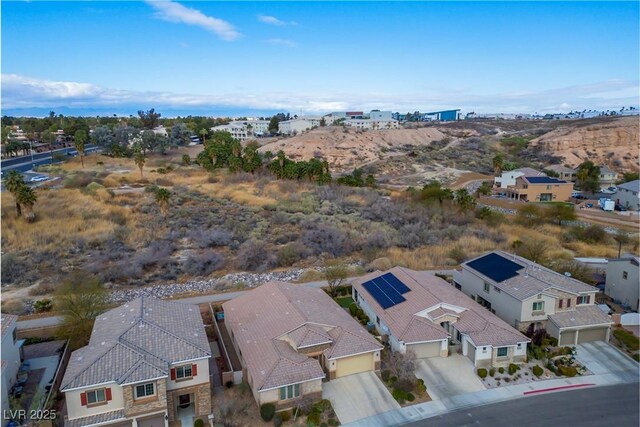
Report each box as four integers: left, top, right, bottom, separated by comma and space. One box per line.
199, 128, 208, 143
576, 161, 600, 194
15, 185, 37, 222
515, 237, 548, 264
476, 181, 493, 197
419, 181, 454, 207
545, 204, 576, 226
242, 141, 262, 173
74, 129, 88, 168
454, 188, 477, 212
182, 154, 191, 166
5, 170, 25, 216
155, 188, 171, 215
492, 154, 504, 175
137, 108, 161, 129
134, 147, 146, 178
325, 264, 348, 298
268, 116, 280, 134
55, 271, 109, 349
516, 204, 544, 226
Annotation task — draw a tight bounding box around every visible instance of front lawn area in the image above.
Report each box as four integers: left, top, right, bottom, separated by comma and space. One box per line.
336, 296, 355, 308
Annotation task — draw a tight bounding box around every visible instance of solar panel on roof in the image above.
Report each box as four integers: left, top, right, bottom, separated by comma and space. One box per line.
466, 253, 525, 283
380, 273, 411, 294
372, 278, 406, 304
363, 280, 395, 309
526, 177, 566, 184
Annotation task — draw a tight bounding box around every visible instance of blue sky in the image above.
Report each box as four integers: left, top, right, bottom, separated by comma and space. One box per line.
2, 1, 639, 116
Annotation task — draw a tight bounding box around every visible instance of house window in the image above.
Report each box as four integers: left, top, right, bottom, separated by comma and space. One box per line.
134, 383, 155, 399
279, 384, 300, 400
532, 301, 544, 312
86, 388, 107, 405
456, 331, 462, 342
176, 365, 193, 380
517, 343, 522, 349
623, 271, 628, 280
558, 299, 563, 308
484, 282, 490, 293
577, 296, 591, 305
497, 347, 508, 357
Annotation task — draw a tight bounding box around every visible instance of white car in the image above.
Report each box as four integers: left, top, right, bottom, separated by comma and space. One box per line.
30, 175, 48, 182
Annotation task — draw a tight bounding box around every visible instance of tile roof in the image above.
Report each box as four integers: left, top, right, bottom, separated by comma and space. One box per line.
1, 314, 18, 339
61, 297, 210, 391
546, 165, 575, 174
352, 268, 529, 348
462, 251, 597, 301
513, 167, 546, 177
548, 305, 613, 329
66, 409, 126, 427
222, 282, 382, 393
617, 180, 640, 192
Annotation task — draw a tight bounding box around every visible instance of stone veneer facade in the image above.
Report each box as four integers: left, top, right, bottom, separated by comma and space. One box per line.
166, 382, 211, 422
123, 380, 168, 418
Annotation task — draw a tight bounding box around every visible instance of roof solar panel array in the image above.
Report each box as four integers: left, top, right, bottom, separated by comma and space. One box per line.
362, 273, 410, 309
466, 253, 525, 283
526, 176, 566, 184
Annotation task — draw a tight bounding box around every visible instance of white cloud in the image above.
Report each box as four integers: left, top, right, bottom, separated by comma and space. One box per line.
258, 14, 296, 26
2, 74, 638, 115
147, 1, 241, 41
265, 38, 297, 48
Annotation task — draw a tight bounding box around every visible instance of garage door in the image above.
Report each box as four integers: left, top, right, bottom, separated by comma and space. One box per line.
138, 415, 164, 427
559, 330, 577, 346
466, 343, 476, 364
407, 342, 441, 358
335, 352, 374, 378
577, 327, 608, 343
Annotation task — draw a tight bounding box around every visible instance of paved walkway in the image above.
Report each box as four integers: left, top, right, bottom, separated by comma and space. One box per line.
344, 343, 639, 427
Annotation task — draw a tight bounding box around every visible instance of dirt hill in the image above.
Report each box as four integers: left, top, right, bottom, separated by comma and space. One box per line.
528, 116, 639, 172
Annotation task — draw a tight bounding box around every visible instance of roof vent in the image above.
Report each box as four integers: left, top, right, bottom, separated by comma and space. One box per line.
564, 272, 572, 277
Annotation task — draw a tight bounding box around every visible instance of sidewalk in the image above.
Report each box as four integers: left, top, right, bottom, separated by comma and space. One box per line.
344, 372, 637, 427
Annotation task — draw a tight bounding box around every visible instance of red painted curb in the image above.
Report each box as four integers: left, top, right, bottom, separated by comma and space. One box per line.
523, 383, 595, 395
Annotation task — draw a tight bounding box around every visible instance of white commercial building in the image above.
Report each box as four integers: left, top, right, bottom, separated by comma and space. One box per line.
343, 118, 399, 130
278, 117, 322, 136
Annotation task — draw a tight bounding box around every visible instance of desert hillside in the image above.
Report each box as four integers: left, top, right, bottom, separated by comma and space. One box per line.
528, 116, 639, 172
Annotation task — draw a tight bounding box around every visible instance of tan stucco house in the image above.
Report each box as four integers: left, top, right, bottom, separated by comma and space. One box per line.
222, 282, 382, 410
455, 251, 613, 346
504, 176, 573, 202
61, 297, 212, 427
352, 268, 529, 368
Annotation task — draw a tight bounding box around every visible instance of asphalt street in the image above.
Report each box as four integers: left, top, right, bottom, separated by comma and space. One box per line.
409, 383, 640, 427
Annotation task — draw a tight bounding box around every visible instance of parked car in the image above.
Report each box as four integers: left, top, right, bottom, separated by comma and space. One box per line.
615, 204, 627, 211
584, 202, 594, 208
30, 175, 48, 182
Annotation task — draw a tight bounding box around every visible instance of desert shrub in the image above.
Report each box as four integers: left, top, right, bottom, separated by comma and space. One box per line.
389, 376, 398, 384
394, 378, 415, 393
348, 302, 358, 316
277, 243, 305, 266
302, 224, 349, 257
134, 240, 174, 269
28, 282, 56, 296
194, 419, 204, 427
498, 367, 505, 374
273, 414, 283, 427
279, 411, 291, 422
406, 393, 415, 402
34, 299, 53, 313
156, 167, 168, 174
261, 403, 276, 422
392, 388, 407, 403
368, 257, 393, 272
64, 172, 94, 189
489, 368, 495, 377
328, 419, 339, 426
1, 254, 33, 285
1, 300, 25, 315
532, 365, 543, 377
183, 252, 225, 276
191, 228, 233, 248
84, 181, 106, 195
416, 379, 426, 395
306, 412, 321, 427
235, 239, 271, 271
448, 246, 468, 263
558, 365, 578, 377
155, 177, 174, 186
381, 370, 391, 382
613, 329, 640, 351
508, 364, 518, 375
477, 368, 487, 378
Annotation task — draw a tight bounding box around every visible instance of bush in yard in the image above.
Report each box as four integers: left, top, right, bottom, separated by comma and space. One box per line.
381, 370, 391, 382
395, 378, 415, 393
489, 368, 495, 377
328, 419, 339, 426
225, 380, 233, 388
477, 368, 487, 378
273, 414, 283, 427
389, 376, 398, 384
498, 367, 505, 374
260, 403, 276, 422
392, 388, 407, 403
194, 419, 204, 427
348, 302, 358, 316
406, 393, 415, 402
279, 411, 291, 422
34, 299, 53, 313
508, 364, 518, 375
558, 365, 578, 377
416, 378, 426, 395
306, 411, 321, 427
532, 365, 543, 377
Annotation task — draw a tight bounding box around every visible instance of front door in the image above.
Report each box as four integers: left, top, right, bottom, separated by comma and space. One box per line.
178, 394, 191, 409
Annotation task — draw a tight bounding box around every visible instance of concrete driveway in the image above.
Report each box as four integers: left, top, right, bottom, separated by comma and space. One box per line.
414, 355, 486, 400
323, 371, 400, 425
575, 341, 639, 383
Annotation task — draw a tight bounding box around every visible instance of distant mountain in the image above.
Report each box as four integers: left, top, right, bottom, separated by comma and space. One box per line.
2, 105, 281, 118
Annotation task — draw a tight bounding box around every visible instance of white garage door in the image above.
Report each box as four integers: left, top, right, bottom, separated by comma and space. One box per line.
559, 330, 577, 346
577, 327, 608, 343
407, 342, 441, 358
335, 352, 374, 378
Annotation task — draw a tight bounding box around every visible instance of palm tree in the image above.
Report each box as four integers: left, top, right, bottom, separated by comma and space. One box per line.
199, 128, 208, 144
16, 185, 37, 222
134, 149, 145, 178
155, 188, 171, 214
5, 170, 25, 216
74, 130, 88, 168
492, 154, 504, 175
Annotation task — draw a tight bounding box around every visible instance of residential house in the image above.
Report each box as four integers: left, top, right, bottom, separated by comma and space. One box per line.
546, 165, 577, 182
504, 176, 573, 202
210, 122, 249, 141
61, 297, 211, 427
494, 167, 547, 189
598, 165, 618, 189
222, 282, 382, 410
351, 268, 529, 368
605, 255, 639, 311
615, 180, 640, 211
455, 251, 612, 346
2, 314, 23, 427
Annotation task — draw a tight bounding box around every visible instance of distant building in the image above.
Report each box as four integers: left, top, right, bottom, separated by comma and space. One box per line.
546, 165, 577, 182
152, 125, 168, 138
504, 176, 573, 202
1, 314, 23, 427
605, 255, 639, 311
494, 167, 547, 189
615, 180, 640, 211
210, 122, 249, 141
278, 116, 323, 136
343, 118, 399, 130
393, 109, 460, 122
598, 165, 618, 189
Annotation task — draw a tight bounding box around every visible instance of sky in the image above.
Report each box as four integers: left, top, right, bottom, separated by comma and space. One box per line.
2, 1, 639, 117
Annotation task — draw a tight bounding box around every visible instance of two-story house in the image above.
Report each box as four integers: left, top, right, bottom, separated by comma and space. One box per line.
223, 282, 382, 410
2, 314, 24, 427
494, 167, 547, 189
454, 251, 612, 346
546, 165, 577, 182
504, 176, 573, 202
615, 180, 640, 211
61, 297, 211, 427
605, 255, 639, 311
351, 268, 529, 368
598, 165, 618, 189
